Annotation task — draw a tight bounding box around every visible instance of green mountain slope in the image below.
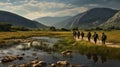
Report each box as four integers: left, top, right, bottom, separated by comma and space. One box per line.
54, 8, 118, 29
0, 11, 47, 28
101, 11, 120, 28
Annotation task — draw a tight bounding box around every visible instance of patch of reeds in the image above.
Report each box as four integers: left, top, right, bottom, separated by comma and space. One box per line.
53, 38, 120, 60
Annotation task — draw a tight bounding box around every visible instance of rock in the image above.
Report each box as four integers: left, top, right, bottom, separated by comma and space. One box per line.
50, 63, 56, 67
32, 63, 41, 67
69, 64, 75, 67
38, 61, 47, 67
57, 60, 69, 67
76, 64, 84, 67
17, 56, 24, 60
61, 50, 72, 55
1, 55, 18, 64
8, 64, 16, 67
18, 64, 26, 67
31, 61, 46, 67
32, 52, 37, 56
1, 55, 24, 64
30, 60, 39, 64
21, 53, 25, 56
18, 63, 31, 67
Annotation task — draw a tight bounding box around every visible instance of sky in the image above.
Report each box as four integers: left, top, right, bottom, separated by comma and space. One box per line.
0, 0, 120, 19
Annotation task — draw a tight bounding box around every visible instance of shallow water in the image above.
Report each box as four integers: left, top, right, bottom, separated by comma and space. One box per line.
0, 37, 120, 67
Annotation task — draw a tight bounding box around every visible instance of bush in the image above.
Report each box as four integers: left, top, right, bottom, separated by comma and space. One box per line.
50, 26, 56, 31
61, 28, 69, 31
11, 26, 29, 31
0, 23, 12, 31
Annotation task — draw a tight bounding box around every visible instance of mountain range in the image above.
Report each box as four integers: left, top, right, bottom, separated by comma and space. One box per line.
0, 7, 120, 29
101, 11, 120, 28
53, 8, 119, 29
0, 11, 47, 28
35, 16, 71, 26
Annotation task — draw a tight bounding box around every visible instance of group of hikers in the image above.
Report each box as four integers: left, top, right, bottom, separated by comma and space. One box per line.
73, 30, 107, 44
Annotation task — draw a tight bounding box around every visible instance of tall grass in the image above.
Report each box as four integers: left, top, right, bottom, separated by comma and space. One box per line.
0, 30, 120, 60
53, 38, 120, 60
0, 30, 120, 43
0, 31, 72, 42
89, 30, 120, 43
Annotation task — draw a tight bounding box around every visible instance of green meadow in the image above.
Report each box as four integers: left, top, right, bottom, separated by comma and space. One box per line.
0, 30, 120, 60
0, 30, 120, 43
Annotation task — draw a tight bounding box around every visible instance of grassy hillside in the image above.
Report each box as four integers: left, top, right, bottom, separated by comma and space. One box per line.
0, 11, 47, 28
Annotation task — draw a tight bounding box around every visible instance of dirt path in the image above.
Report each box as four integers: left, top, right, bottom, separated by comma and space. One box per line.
75, 37, 120, 48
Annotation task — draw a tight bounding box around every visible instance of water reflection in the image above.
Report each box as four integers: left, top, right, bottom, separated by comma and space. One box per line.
0, 37, 120, 67
101, 55, 107, 63
93, 54, 98, 63
86, 53, 107, 64
86, 53, 92, 60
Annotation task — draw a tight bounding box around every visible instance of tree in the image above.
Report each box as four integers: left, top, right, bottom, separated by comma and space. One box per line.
61, 28, 69, 31
11, 26, 29, 31
95, 27, 103, 30
0, 23, 12, 31
50, 26, 56, 31
72, 27, 78, 31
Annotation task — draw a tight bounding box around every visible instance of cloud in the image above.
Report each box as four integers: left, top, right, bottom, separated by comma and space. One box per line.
1, 0, 119, 19
87, 4, 99, 7
0, 1, 78, 19
22, 1, 75, 10
25, 7, 88, 19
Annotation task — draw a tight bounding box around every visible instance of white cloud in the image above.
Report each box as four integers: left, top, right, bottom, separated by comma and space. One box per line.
22, 1, 75, 10
88, 4, 99, 7
0, 1, 88, 19
0, 1, 75, 12
25, 7, 88, 19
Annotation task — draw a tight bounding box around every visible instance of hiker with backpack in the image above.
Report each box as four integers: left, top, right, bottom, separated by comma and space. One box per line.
73, 30, 77, 39
77, 31, 80, 39
101, 33, 107, 44
81, 32, 84, 40
93, 32, 99, 44
87, 32, 91, 41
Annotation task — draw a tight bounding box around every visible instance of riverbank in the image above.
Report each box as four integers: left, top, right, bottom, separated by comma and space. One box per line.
0, 31, 120, 66
0, 31, 71, 46
76, 37, 120, 48
0, 30, 119, 47
53, 38, 120, 60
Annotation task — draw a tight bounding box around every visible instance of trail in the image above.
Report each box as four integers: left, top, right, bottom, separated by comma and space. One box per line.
75, 37, 120, 48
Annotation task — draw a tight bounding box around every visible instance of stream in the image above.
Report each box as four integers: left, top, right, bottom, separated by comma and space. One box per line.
0, 37, 120, 67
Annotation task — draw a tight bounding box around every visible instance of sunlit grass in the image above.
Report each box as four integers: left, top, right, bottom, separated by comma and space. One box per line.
0, 30, 120, 60
91, 30, 120, 43
0, 30, 120, 43
0, 31, 72, 42
53, 38, 120, 60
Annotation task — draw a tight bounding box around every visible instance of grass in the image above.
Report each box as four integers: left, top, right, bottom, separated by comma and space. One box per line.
0, 30, 120, 60
89, 30, 120, 43
0, 31, 72, 43
53, 37, 120, 60
0, 30, 120, 43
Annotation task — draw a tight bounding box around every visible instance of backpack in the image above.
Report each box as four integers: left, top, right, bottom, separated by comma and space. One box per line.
102, 35, 107, 40
94, 34, 98, 38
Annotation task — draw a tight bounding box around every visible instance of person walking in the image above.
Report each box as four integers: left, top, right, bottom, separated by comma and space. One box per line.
93, 32, 99, 44
87, 32, 91, 41
73, 30, 77, 39
81, 32, 84, 40
101, 33, 107, 44
77, 31, 80, 39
